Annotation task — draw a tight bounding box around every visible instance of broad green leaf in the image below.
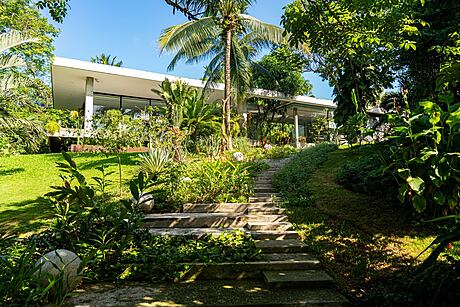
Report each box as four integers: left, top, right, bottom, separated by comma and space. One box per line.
432, 190, 446, 206
130, 180, 139, 201
398, 168, 411, 180
398, 184, 408, 203
412, 195, 426, 213
407, 176, 425, 193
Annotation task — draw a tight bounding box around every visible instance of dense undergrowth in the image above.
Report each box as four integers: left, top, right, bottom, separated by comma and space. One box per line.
0, 152, 262, 305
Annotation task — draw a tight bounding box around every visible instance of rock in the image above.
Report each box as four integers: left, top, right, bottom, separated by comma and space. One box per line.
138, 193, 155, 213
34, 249, 82, 293
232, 152, 245, 162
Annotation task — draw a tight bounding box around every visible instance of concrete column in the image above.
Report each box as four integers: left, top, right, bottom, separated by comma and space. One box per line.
237, 99, 248, 136
304, 122, 309, 143
84, 77, 94, 130
294, 108, 300, 148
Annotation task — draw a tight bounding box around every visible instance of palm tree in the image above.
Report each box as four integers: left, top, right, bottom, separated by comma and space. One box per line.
91, 53, 123, 67
0, 30, 39, 92
0, 30, 46, 153
152, 79, 192, 161
160, 0, 285, 150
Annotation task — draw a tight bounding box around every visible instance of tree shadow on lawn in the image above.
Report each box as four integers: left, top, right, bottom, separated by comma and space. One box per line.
76, 153, 140, 170
0, 167, 25, 177
285, 149, 437, 304
0, 197, 54, 236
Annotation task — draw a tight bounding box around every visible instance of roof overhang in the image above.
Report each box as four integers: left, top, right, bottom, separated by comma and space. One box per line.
51, 57, 336, 119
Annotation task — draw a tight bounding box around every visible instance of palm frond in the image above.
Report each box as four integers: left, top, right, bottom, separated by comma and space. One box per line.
0, 30, 39, 54
0, 54, 26, 70
238, 14, 286, 46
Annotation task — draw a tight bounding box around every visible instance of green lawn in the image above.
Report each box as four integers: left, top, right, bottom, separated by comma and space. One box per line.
0, 152, 140, 236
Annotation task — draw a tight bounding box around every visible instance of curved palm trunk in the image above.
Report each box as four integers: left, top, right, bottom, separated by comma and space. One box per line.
222, 27, 233, 151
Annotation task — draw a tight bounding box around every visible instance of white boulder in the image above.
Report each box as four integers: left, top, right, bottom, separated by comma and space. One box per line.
34, 249, 82, 293
232, 152, 245, 162
138, 193, 155, 213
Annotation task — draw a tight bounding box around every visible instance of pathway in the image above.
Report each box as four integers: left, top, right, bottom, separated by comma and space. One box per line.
66, 158, 348, 306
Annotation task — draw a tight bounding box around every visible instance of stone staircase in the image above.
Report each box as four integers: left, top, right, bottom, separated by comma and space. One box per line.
144, 158, 348, 306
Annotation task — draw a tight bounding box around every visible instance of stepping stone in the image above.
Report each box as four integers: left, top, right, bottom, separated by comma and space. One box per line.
246, 207, 286, 215
263, 270, 334, 289
246, 222, 293, 231
250, 230, 299, 240
255, 239, 308, 253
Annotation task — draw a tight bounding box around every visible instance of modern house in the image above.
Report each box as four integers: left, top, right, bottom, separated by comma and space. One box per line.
51, 57, 336, 147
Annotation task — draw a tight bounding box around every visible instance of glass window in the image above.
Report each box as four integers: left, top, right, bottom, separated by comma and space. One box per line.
122, 97, 149, 116
94, 94, 120, 115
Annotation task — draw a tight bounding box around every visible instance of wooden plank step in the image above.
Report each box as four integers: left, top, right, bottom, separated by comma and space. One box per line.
246, 222, 293, 231
255, 239, 308, 253
263, 270, 334, 289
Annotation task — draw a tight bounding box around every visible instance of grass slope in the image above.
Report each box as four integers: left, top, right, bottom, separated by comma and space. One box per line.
0, 153, 140, 235
276, 146, 437, 304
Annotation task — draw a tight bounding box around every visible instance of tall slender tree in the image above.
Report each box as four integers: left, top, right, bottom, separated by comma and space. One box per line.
161, 0, 285, 150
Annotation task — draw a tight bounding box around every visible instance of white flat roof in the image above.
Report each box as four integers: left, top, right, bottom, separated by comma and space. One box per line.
51, 57, 335, 116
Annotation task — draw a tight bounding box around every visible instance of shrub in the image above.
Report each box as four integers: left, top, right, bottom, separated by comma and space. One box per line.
387, 99, 460, 216
172, 160, 258, 204
336, 145, 398, 197
273, 143, 338, 205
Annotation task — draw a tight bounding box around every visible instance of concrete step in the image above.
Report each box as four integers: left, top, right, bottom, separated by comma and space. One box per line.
183, 203, 247, 213
262, 253, 320, 265
145, 213, 288, 228
250, 231, 299, 240
249, 196, 281, 203
183, 202, 278, 213
64, 280, 349, 306
254, 187, 278, 193
181, 259, 322, 281
254, 193, 280, 198
255, 239, 308, 253
246, 222, 293, 231
148, 227, 244, 238
263, 270, 334, 289
247, 207, 286, 215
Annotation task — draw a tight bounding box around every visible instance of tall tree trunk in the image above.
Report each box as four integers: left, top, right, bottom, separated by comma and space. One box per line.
223, 27, 233, 151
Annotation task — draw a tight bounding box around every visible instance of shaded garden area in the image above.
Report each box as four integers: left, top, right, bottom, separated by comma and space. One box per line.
274, 145, 459, 306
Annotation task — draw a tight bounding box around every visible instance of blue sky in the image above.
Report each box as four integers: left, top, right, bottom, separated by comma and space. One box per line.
49, 0, 333, 99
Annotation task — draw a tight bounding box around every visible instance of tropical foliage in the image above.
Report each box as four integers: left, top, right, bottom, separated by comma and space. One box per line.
90, 53, 123, 67
387, 99, 460, 216
161, 0, 287, 150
